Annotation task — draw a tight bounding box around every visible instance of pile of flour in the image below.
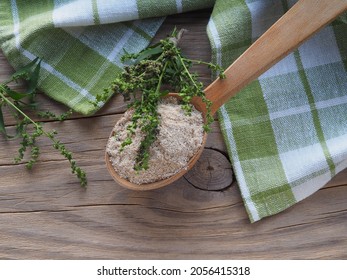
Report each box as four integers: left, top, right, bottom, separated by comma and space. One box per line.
106, 97, 204, 185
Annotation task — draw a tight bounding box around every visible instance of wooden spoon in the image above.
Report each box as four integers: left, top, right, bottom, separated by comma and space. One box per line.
106, 0, 347, 191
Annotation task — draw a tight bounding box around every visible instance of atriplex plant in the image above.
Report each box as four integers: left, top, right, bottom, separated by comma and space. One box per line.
0, 58, 87, 187
93, 29, 225, 171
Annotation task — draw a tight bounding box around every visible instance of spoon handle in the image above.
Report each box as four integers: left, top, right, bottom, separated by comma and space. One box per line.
204, 0, 347, 115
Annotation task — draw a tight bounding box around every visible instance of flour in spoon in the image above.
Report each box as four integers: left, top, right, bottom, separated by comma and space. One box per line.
106, 97, 204, 185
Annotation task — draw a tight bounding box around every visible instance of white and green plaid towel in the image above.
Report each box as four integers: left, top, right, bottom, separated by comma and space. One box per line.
1, 0, 346, 222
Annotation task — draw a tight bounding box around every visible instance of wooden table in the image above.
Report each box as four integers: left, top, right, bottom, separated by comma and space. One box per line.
1, 10, 346, 260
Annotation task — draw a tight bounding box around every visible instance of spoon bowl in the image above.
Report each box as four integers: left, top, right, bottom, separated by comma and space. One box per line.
106, 0, 347, 190
105, 93, 208, 191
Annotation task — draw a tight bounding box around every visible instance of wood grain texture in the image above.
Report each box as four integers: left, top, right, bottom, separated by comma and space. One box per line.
0, 9, 346, 260
184, 149, 233, 191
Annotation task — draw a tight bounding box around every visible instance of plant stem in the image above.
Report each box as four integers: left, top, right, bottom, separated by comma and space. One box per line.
0, 87, 40, 130
183, 58, 211, 66
155, 61, 168, 94
0, 86, 87, 187
178, 56, 200, 91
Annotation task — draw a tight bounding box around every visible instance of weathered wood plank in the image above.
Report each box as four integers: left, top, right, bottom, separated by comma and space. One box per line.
0, 181, 346, 259
0, 9, 346, 260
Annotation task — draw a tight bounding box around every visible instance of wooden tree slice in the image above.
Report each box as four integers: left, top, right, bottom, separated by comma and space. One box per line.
184, 148, 233, 191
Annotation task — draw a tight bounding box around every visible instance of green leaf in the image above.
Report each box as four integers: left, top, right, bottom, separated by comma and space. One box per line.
135, 46, 162, 63
0, 109, 17, 139
9, 57, 42, 95
174, 56, 183, 69
3, 88, 28, 101
10, 57, 40, 82
159, 90, 169, 97
123, 46, 163, 65
26, 59, 41, 94
0, 106, 6, 136
0, 106, 19, 139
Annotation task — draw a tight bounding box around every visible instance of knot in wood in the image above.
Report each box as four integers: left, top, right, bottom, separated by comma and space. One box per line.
184, 148, 233, 191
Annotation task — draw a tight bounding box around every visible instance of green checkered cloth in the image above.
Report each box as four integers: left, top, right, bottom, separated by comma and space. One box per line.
209, 1, 347, 222
1, 0, 346, 222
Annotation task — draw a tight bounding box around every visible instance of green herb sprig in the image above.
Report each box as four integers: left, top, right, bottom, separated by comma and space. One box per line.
0, 58, 87, 187
94, 29, 225, 171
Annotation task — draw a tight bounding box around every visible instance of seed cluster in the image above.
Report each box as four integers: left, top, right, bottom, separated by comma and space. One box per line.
94, 29, 225, 171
